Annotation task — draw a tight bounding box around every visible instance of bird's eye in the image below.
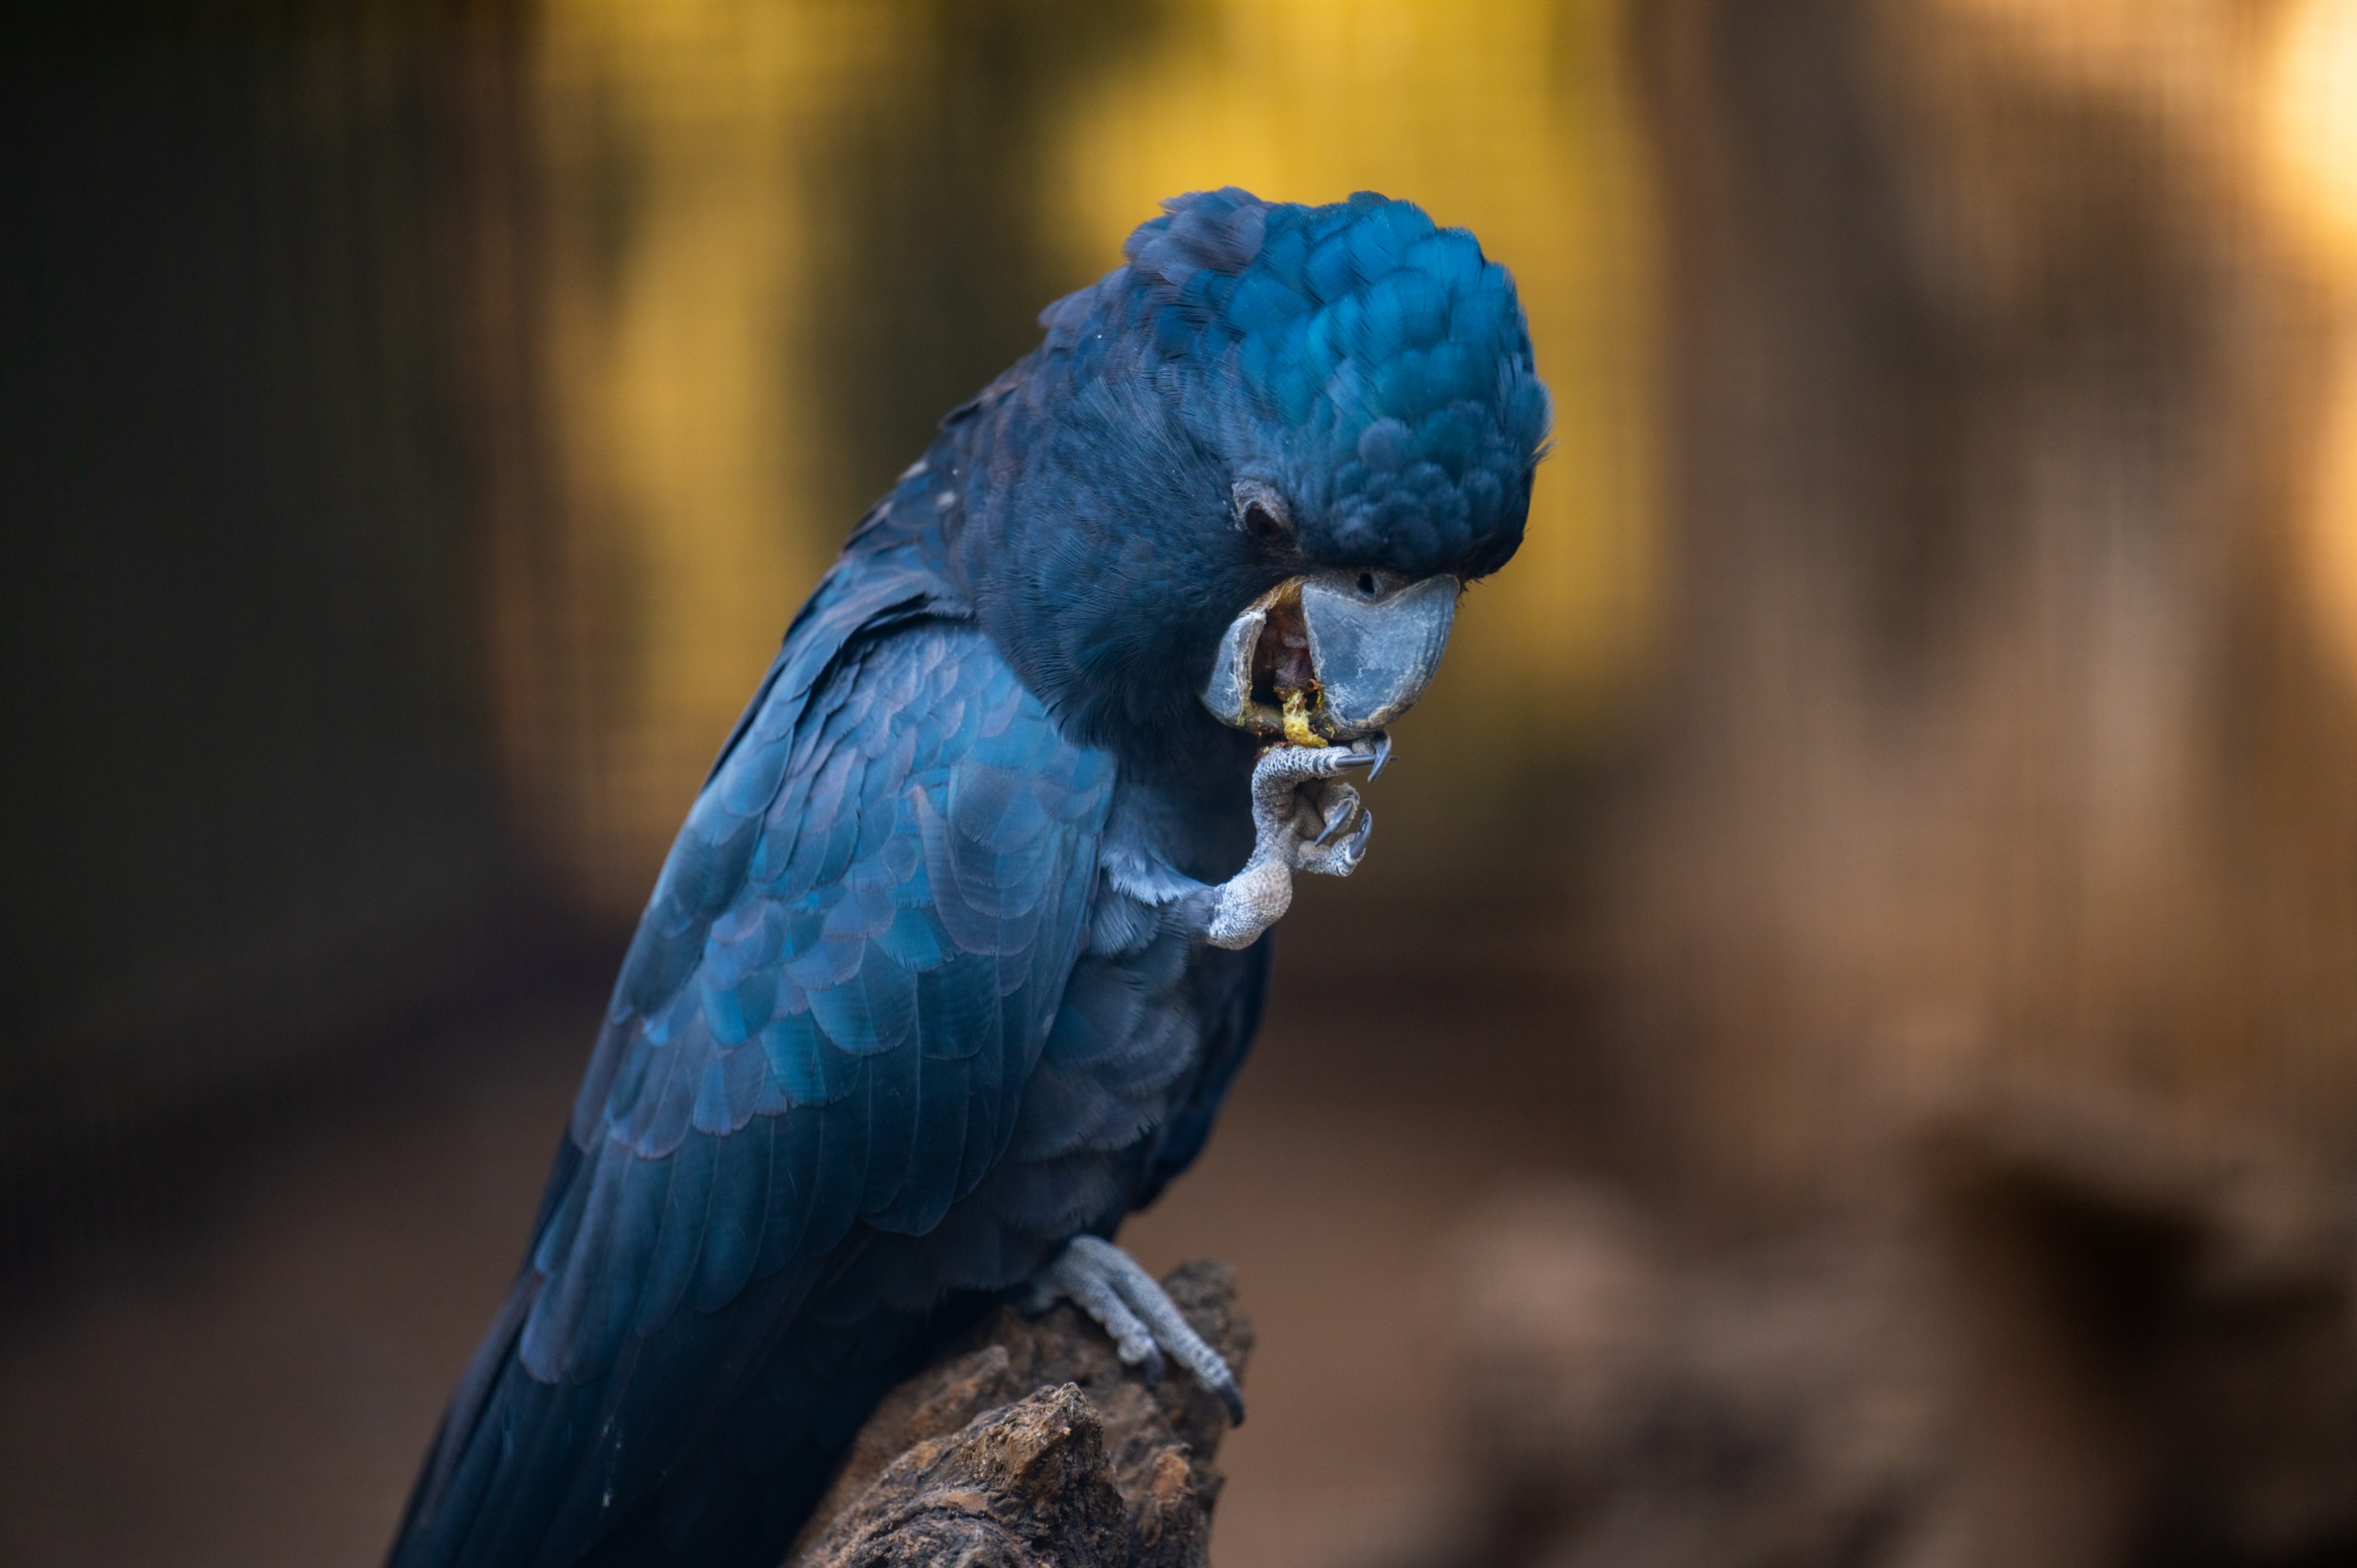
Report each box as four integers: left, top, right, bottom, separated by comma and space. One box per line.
1243, 502, 1288, 547
1232, 482, 1296, 550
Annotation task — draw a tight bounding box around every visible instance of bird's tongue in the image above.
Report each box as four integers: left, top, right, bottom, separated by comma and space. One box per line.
1252, 595, 1317, 697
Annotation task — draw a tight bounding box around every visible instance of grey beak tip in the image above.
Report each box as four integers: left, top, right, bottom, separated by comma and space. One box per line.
1299, 575, 1457, 738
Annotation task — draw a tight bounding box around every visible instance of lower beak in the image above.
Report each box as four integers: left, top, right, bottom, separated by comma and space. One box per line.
1200, 573, 1459, 742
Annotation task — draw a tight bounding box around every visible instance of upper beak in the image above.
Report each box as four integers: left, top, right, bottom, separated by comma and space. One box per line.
1200, 573, 1459, 742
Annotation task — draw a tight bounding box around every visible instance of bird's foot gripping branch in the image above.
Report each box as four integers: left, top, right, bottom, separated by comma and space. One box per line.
1019, 1236, 1247, 1423
1199, 736, 1387, 951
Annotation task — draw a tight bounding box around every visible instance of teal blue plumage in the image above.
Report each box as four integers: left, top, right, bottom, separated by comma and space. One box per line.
1111, 187, 1547, 574
390, 189, 1546, 1568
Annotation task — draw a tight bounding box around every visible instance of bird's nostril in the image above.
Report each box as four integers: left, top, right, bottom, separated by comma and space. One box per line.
1357, 573, 1376, 597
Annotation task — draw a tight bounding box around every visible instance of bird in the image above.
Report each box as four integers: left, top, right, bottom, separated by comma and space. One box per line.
387, 185, 1551, 1568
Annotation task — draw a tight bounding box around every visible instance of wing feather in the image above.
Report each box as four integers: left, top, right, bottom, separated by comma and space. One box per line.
394, 610, 1115, 1568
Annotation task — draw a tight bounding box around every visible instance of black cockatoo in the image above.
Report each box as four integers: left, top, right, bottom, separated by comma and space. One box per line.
390, 186, 1549, 1567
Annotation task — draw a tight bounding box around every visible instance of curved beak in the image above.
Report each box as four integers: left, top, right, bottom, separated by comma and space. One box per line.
1200, 573, 1459, 742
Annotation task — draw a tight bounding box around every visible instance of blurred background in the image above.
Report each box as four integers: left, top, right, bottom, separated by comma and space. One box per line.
6, 1, 2357, 1564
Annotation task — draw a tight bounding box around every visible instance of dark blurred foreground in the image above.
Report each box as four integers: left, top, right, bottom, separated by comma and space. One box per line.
0, 932, 1593, 1567
10, 3, 2357, 1566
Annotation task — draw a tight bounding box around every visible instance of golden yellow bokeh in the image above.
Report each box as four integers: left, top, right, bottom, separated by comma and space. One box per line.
1050, 0, 1656, 730
2267, 0, 2357, 273
505, 0, 908, 911
501, 0, 1659, 912
2266, 0, 2357, 699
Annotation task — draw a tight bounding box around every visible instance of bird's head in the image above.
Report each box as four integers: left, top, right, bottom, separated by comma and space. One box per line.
950, 187, 1551, 770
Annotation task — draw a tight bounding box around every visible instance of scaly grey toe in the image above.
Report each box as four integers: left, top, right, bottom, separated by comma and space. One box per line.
1026, 1236, 1246, 1423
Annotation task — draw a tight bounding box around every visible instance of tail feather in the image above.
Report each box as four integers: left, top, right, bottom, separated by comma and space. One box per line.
385, 1259, 879, 1568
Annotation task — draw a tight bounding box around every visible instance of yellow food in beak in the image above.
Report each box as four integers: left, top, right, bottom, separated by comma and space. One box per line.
1279, 687, 1327, 748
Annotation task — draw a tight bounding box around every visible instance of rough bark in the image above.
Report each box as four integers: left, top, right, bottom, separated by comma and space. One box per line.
788, 1260, 1252, 1568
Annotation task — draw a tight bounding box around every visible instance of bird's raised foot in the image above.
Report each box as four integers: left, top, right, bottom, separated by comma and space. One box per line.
1200, 736, 1386, 949
1017, 1235, 1246, 1424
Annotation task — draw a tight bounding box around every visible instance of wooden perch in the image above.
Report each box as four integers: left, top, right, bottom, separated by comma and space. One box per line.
787, 1260, 1253, 1568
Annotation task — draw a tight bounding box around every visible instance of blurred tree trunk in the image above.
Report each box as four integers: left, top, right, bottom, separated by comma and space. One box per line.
1624, 0, 2357, 1213
1593, 5, 2357, 1559
0, 2, 545, 1271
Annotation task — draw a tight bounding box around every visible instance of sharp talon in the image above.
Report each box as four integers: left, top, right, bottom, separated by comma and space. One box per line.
1313, 806, 1351, 848
1215, 1376, 1246, 1427
1369, 731, 1393, 779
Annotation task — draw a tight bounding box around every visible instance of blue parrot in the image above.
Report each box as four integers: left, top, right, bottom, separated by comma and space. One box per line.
388, 187, 1549, 1568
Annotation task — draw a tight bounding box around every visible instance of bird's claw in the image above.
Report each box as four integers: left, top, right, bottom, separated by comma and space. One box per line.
1298, 784, 1372, 876
1329, 731, 1389, 777
1311, 789, 1354, 847
1252, 731, 1387, 788
1018, 1236, 1246, 1424
1201, 735, 1391, 948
